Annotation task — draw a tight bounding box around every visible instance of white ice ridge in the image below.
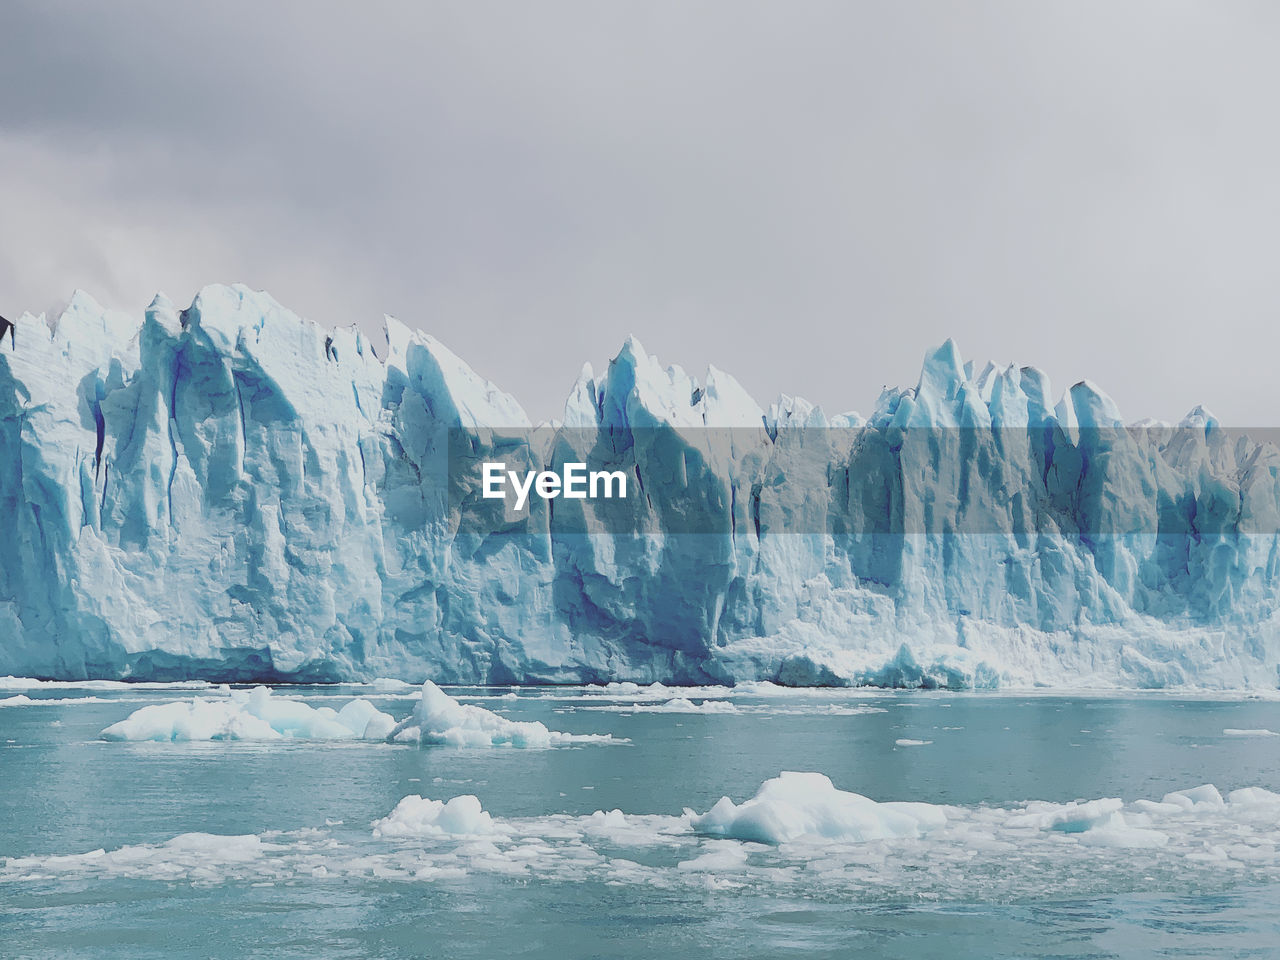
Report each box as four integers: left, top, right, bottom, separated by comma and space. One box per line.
6, 284, 1280, 689
10, 776, 1280, 901
388, 681, 621, 747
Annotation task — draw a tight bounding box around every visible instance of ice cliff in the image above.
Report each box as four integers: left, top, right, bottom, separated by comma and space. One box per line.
3, 284, 1280, 688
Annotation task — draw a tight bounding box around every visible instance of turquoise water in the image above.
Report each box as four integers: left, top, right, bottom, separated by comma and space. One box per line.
4, 687, 1280, 958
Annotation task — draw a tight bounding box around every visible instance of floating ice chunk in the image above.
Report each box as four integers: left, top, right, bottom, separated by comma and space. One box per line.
0, 678, 50, 691
0, 832, 264, 881
1226, 787, 1280, 806
765, 704, 888, 717
1075, 822, 1171, 849
101, 699, 279, 741
99, 688, 395, 742
369, 678, 414, 692
1161, 784, 1226, 810
389, 681, 619, 748
0, 677, 213, 691
1, 694, 122, 706
337, 698, 398, 739
647, 698, 737, 714
1005, 796, 1180, 848
157, 833, 265, 861
585, 682, 674, 700
588, 809, 628, 830
1223, 728, 1280, 738
1033, 798, 1124, 833
372, 795, 498, 838
588, 697, 739, 715
689, 772, 948, 844
677, 842, 750, 872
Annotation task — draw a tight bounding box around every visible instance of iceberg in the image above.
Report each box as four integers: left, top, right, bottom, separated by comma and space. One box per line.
372, 794, 498, 838
4, 284, 1280, 689
1223, 728, 1280, 738
95, 681, 617, 746
688, 771, 947, 843
388, 680, 618, 747
99, 687, 395, 741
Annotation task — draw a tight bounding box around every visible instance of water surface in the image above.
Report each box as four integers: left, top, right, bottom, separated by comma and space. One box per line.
3, 686, 1280, 959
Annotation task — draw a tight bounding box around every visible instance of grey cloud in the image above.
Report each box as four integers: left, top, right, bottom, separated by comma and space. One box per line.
3, 1, 1280, 424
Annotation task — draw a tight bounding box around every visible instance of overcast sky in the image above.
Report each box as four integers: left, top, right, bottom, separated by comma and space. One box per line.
3, 2, 1279, 424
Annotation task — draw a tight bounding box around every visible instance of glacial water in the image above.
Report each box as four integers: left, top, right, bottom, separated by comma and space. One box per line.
4, 686, 1280, 959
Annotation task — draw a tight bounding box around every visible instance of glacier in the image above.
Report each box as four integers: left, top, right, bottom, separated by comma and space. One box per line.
3, 283, 1280, 688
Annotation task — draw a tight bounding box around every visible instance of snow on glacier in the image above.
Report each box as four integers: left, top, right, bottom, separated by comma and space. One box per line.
4, 283, 1280, 688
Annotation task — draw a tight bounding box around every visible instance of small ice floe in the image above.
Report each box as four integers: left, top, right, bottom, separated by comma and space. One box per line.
0, 677, 213, 691
1223, 728, 1280, 738
99, 687, 396, 742
2, 694, 134, 707
688, 771, 947, 844
0, 832, 266, 883
368, 678, 415, 692
373, 795, 497, 838
388, 681, 621, 748
587, 697, 739, 715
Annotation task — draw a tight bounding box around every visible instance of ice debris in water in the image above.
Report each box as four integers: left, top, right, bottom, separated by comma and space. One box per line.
688, 772, 948, 843
1, 832, 266, 882
586, 697, 740, 714
0, 677, 214, 691
11, 779, 1280, 899
99, 687, 397, 741
2, 694, 119, 707
389, 681, 621, 748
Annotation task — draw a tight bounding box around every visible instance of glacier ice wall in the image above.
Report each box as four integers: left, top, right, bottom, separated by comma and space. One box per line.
3, 285, 1280, 688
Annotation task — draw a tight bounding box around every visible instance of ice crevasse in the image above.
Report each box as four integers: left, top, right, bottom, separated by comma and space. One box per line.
3, 284, 1280, 688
